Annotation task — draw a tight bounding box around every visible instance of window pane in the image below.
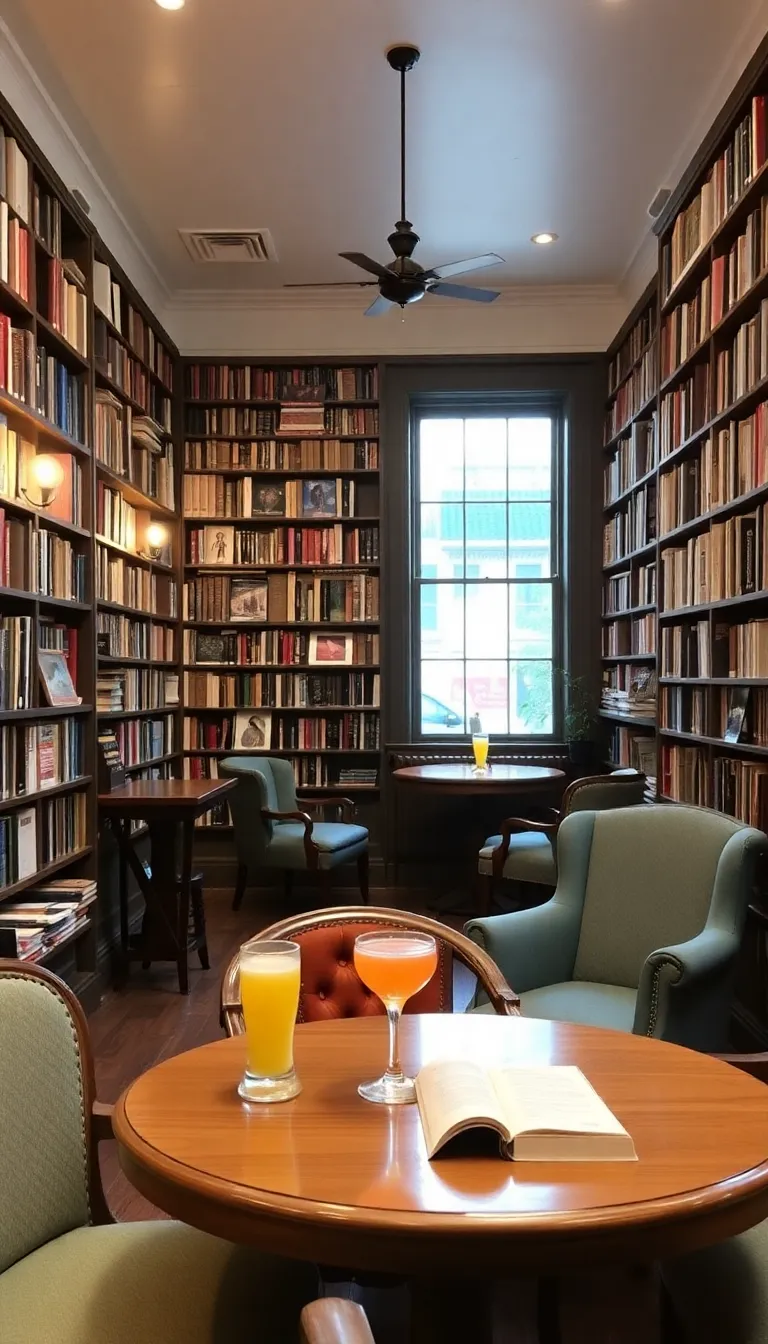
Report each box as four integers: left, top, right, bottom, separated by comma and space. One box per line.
419, 419, 464, 501
420, 583, 464, 658
465, 582, 508, 658
466, 661, 509, 734
512, 661, 553, 734
421, 662, 465, 734
465, 418, 507, 496
510, 581, 552, 659
465, 503, 507, 578
508, 417, 552, 500
508, 502, 551, 577
420, 503, 463, 575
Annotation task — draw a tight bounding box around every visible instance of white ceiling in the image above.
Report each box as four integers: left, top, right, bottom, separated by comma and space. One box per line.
3, 0, 768, 294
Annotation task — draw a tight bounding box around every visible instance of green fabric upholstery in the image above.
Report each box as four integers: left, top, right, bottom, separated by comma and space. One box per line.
519, 982, 636, 1032
478, 832, 557, 882
0, 970, 91, 1274
219, 755, 369, 881
0, 1221, 317, 1344
466, 804, 767, 1050
663, 1218, 768, 1344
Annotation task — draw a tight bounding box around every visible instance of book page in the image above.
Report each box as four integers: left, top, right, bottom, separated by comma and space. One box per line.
490, 1065, 630, 1139
415, 1059, 509, 1158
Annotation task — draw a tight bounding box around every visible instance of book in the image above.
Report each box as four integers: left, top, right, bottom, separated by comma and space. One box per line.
415, 1061, 636, 1162
229, 578, 268, 622
38, 649, 81, 707
202, 525, 234, 565
724, 687, 750, 743
233, 709, 272, 750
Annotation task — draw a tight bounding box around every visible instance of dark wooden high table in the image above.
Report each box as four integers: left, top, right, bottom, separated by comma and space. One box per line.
99, 779, 236, 994
113, 1014, 768, 1343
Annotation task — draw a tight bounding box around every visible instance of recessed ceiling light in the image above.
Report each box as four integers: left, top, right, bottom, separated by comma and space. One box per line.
155, 0, 185, 9
531, 232, 558, 246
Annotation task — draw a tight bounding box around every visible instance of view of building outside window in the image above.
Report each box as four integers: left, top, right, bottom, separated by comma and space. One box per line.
417, 414, 555, 736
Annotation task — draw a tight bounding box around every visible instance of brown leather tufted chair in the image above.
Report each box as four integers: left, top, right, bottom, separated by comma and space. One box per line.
221, 906, 519, 1035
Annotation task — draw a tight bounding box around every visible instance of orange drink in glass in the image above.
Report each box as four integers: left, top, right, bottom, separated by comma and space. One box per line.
472, 733, 490, 772
237, 939, 302, 1103
353, 931, 438, 1104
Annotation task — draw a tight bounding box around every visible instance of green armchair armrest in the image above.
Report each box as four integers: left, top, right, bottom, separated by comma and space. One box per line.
261, 807, 318, 865
490, 814, 559, 877
635, 927, 741, 1050
466, 896, 583, 999
298, 795, 357, 823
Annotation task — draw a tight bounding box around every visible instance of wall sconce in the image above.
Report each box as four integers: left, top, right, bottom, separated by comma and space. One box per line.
21, 455, 64, 509
142, 521, 169, 561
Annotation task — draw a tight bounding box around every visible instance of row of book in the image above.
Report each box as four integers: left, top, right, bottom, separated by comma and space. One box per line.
47, 257, 88, 358
661, 683, 768, 745
602, 563, 656, 616
0, 199, 29, 301
186, 523, 379, 567
659, 364, 709, 458
0, 423, 83, 526
94, 390, 175, 509
604, 340, 658, 444
0, 875, 96, 961
32, 528, 87, 602
186, 407, 379, 438
602, 484, 656, 564
96, 482, 170, 559
96, 318, 153, 407
606, 725, 656, 790
714, 297, 768, 414
661, 274, 711, 382
660, 506, 768, 609
661, 94, 768, 297
184, 627, 380, 667
184, 752, 375, 795
603, 419, 657, 506
0, 790, 87, 889
665, 744, 768, 830
0, 128, 30, 225
183, 669, 381, 709
184, 364, 378, 402
0, 322, 87, 443
0, 717, 84, 800
601, 664, 657, 716
608, 308, 657, 396
660, 616, 768, 679
96, 546, 177, 618
111, 715, 174, 768
183, 474, 359, 519
33, 182, 61, 257
183, 709, 380, 752
183, 438, 379, 472
96, 613, 175, 662
93, 261, 174, 392
657, 409, 768, 534
602, 613, 655, 656
182, 571, 379, 624
96, 666, 178, 713
660, 621, 710, 678
661, 685, 707, 736
0, 614, 32, 709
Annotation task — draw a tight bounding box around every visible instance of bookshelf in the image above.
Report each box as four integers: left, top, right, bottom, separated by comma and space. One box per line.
181, 361, 381, 830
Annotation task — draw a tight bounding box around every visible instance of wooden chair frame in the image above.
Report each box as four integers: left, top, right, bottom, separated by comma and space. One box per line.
300, 1299, 374, 1344
221, 905, 520, 1035
233, 795, 369, 910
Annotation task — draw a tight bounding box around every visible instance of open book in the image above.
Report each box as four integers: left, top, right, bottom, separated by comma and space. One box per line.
415, 1061, 636, 1162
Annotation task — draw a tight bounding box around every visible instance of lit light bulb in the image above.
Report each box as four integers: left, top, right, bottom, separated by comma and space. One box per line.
32, 456, 65, 491
531, 232, 558, 246
155, 0, 185, 8
146, 523, 169, 550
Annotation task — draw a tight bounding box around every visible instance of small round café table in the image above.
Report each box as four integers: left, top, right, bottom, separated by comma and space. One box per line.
113, 1014, 768, 1344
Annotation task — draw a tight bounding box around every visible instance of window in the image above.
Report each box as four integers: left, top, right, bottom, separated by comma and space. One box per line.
415, 413, 557, 736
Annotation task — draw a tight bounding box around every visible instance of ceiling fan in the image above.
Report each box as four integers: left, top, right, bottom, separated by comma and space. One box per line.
285, 45, 504, 316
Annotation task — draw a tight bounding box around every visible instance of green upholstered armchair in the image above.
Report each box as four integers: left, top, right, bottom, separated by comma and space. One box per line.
219, 755, 370, 910
0, 959, 317, 1344
477, 768, 647, 914
466, 804, 767, 1052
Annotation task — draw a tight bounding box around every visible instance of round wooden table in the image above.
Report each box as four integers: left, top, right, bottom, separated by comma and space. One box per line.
114, 1013, 768, 1343
392, 762, 565, 795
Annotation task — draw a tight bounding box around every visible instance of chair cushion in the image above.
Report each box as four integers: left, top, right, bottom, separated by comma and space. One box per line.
663, 1218, 768, 1344
268, 821, 369, 870
478, 832, 557, 884
518, 981, 637, 1032
291, 920, 451, 1021
0, 1220, 317, 1344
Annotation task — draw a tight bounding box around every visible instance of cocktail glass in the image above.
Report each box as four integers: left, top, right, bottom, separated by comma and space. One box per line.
353, 931, 438, 1104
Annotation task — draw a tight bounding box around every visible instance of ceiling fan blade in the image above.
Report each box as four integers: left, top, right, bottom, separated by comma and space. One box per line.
339, 251, 392, 281
364, 294, 395, 317
423, 253, 503, 281
283, 281, 378, 288
429, 282, 500, 303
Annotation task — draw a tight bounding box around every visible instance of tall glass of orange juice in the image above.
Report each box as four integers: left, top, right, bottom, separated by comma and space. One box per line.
472, 733, 490, 772
353, 931, 438, 1104
237, 939, 301, 1103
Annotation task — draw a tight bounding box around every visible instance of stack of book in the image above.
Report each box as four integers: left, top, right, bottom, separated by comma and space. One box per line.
338, 766, 378, 789
0, 877, 96, 959
96, 671, 125, 713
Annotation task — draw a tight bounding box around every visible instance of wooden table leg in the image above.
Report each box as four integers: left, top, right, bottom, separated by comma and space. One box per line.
557, 1266, 661, 1344
176, 818, 194, 996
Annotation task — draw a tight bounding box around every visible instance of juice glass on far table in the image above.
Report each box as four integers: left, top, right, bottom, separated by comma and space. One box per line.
237, 939, 302, 1104
472, 734, 490, 772
353, 931, 438, 1104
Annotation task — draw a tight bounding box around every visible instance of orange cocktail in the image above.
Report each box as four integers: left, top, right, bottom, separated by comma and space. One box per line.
354, 931, 438, 1104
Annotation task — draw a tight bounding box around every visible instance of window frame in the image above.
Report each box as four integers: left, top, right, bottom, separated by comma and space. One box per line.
408, 394, 564, 742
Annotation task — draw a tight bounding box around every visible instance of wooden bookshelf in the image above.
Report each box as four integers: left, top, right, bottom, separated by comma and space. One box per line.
182, 360, 381, 830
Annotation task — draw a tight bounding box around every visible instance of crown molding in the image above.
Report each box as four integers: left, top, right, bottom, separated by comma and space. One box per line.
0, 17, 170, 320
167, 283, 622, 313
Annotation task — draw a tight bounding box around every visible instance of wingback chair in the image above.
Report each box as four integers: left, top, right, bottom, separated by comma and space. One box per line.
466, 804, 767, 1051
477, 768, 646, 913
221, 906, 520, 1032
0, 960, 317, 1344
219, 756, 370, 910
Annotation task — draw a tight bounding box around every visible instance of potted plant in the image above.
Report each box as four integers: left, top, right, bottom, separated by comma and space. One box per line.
561, 672, 597, 766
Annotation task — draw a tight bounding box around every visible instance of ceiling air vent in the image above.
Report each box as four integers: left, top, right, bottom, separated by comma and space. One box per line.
179, 229, 278, 264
